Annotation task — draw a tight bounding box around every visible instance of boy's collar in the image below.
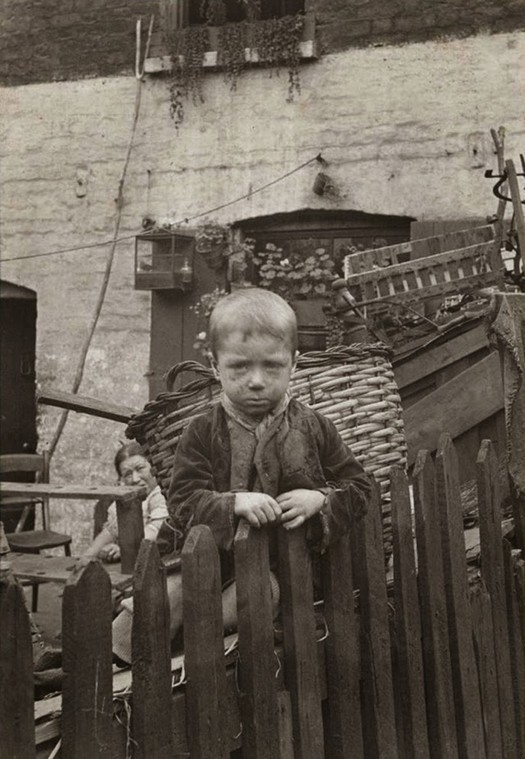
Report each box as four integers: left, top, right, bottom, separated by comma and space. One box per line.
221, 392, 291, 432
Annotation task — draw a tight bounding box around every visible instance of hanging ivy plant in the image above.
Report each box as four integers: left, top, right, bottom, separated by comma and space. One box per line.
167, 25, 209, 129
252, 15, 303, 102
165, 6, 305, 127
218, 22, 248, 90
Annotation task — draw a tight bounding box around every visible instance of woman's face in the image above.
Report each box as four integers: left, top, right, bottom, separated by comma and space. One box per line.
118, 455, 157, 495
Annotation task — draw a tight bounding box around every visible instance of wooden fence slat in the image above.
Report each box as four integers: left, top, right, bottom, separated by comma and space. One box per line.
412, 450, 459, 759
470, 585, 502, 758
503, 539, 525, 756
182, 525, 229, 759
234, 522, 280, 759
321, 532, 364, 759
352, 482, 397, 759
435, 435, 486, 759
476, 440, 518, 759
390, 467, 430, 759
277, 691, 295, 759
61, 562, 113, 759
131, 540, 173, 759
277, 525, 325, 759
0, 573, 35, 759
115, 494, 145, 574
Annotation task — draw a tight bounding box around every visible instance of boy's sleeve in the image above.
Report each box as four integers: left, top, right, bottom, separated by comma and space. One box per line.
167, 417, 237, 550
308, 412, 373, 550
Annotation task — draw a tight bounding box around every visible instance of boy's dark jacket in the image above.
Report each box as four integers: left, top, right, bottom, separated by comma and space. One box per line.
164, 399, 371, 576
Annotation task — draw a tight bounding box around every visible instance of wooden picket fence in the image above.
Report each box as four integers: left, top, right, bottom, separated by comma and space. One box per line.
1, 435, 524, 759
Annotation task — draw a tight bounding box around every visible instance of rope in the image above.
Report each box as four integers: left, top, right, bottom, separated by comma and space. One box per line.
47, 16, 154, 459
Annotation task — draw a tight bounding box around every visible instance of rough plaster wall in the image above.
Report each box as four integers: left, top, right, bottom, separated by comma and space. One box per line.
1, 30, 524, 549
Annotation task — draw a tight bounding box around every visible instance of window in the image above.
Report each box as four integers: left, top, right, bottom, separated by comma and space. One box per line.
188, 1, 305, 27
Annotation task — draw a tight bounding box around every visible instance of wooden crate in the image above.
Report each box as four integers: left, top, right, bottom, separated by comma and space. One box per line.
343, 225, 504, 307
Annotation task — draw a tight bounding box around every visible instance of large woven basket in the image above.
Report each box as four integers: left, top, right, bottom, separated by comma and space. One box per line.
126, 344, 407, 559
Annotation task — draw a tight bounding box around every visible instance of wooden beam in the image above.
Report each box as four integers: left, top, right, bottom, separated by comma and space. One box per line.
37, 387, 135, 423
0, 483, 145, 500
404, 352, 503, 464
505, 159, 525, 271
394, 323, 489, 390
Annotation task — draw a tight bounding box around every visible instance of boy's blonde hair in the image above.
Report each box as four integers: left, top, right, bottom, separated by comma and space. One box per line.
209, 288, 298, 357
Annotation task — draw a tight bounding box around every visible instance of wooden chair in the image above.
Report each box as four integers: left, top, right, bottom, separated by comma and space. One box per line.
0, 452, 72, 611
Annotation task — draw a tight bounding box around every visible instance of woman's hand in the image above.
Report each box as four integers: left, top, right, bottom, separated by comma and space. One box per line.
234, 492, 282, 528
99, 542, 121, 562
277, 489, 326, 530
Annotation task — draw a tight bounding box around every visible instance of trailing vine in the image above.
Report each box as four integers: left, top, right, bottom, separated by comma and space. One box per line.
167, 25, 209, 129
218, 22, 248, 90
165, 6, 305, 127
252, 15, 303, 101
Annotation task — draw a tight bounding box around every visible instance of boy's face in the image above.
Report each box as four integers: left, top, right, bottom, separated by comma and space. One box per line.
213, 330, 296, 420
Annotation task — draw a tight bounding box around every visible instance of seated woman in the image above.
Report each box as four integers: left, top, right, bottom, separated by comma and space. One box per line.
81, 441, 168, 564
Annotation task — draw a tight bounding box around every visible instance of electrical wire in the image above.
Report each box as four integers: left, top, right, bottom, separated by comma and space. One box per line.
0, 154, 322, 263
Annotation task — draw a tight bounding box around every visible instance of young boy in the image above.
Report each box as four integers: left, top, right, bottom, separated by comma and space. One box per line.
112, 288, 371, 662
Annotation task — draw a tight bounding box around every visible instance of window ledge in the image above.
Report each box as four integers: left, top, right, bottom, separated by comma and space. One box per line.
145, 13, 317, 75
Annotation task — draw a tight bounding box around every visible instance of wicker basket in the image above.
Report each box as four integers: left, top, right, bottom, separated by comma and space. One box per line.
126, 344, 407, 559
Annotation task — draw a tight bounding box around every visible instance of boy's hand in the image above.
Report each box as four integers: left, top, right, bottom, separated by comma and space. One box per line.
234, 492, 282, 528
277, 489, 326, 530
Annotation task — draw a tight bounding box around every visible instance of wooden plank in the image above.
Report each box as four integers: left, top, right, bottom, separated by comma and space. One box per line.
233, 523, 280, 759
321, 532, 363, 759
144, 39, 317, 74
412, 450, 459, 759
404, 352, 503, 464
0, 482, 146, 501
10, 553, 128, 586
0, 573, 35, 759
61, 562, 113, 759
469, 585, 503, 758
351, 483, 397, 759
277, 526, 324, 759
182, 525, 229, 759
390, 468, 429, 759
37, 387, 135, 423
115, 495, 144, 575
277, 691, 294, 759
131, 540, 173, 759
435, 435, 486, 758
393, 323, 488, 390
503, 539, 525, 755
505, 159, 525, 270
477, 440, 518, 759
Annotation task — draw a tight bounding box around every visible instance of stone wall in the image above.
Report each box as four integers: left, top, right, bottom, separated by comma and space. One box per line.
1, 31, 524, 548
1, 0, 524, 85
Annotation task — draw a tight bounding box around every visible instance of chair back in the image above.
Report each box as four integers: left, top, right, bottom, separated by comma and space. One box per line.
0, 452, 50, 529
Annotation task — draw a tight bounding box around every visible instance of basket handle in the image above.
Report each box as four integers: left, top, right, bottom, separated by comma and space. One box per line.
165, 360, 216, 393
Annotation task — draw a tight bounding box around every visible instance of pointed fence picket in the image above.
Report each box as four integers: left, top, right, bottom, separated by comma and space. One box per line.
1, 436, 524, 759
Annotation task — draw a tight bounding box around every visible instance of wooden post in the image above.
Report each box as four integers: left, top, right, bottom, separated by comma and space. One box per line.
182, 525, 229, 759
131, 540, 173, 759
412, 450, 458, 759
477, 440, 518, 759
503, 539, 525, 755
351, 482, 397, 759
234, 523, 280, 759
469, 585, 503, 758
488, 291, 525, 551
390, 467, 429, 759
505, 159, 525, 271
61, 562, 113, 759
277, 525, 325, 759
435, 435, 486, 759
0, 573, 35, 759
321, 532, 363, 759
115, 489, 145, 574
